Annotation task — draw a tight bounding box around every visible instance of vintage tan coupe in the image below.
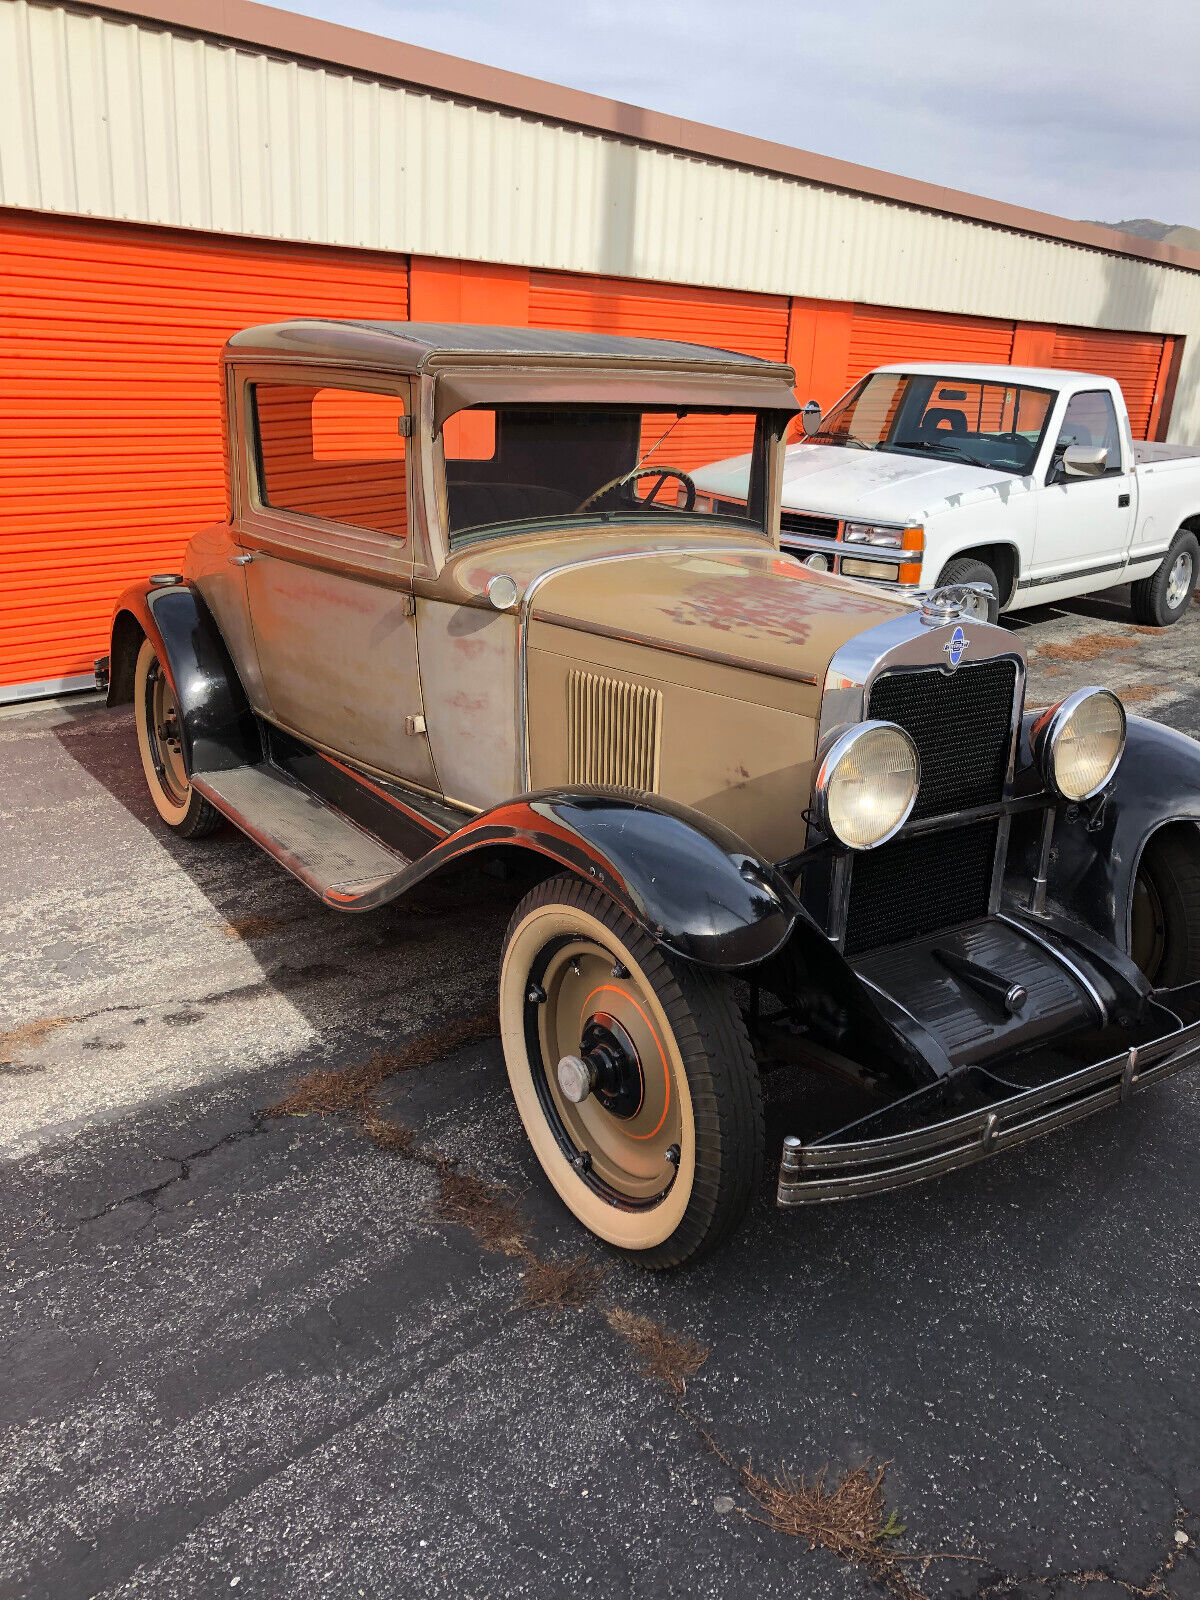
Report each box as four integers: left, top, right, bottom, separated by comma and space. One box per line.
101, 322, 1200, 1267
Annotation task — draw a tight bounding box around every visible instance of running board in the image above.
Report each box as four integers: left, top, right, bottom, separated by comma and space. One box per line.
193, 764, 410, 908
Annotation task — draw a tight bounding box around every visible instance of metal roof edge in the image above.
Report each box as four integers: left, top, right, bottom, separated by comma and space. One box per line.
77, 0, 1200, 278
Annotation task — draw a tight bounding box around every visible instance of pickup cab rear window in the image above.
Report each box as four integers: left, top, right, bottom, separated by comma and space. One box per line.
811, 374, 1055, 476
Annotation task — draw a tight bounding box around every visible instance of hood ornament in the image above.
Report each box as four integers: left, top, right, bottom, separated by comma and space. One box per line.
914, 582, 991, 628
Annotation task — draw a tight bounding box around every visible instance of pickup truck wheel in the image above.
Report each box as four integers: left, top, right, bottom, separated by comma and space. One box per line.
1130, 827, 1200, 986
1130, 531, 1199, 627
133, 640, 222, 838
937, 557, 1000, 623
500, 875, 763, 1268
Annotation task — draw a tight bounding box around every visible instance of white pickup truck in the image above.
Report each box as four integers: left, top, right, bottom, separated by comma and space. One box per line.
691, 362, 1200, 625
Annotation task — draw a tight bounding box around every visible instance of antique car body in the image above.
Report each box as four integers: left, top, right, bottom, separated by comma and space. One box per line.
102, 321, 1200, 1268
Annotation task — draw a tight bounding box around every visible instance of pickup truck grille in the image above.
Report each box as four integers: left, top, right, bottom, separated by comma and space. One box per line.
780, 510, 840, 541
842, 657, 1018, 954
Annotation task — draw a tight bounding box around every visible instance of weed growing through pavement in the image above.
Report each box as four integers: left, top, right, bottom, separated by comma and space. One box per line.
263, 1015, 971, 1594
605, 1307, 708, 1395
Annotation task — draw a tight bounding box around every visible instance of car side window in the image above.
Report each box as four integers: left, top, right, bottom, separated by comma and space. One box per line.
252, 382, 408, 539
1052, 391, 1123, 478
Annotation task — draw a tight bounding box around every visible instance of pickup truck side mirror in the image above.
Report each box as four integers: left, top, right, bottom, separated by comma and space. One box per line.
799, 400, 823, 437
1061, 444, 1109, 478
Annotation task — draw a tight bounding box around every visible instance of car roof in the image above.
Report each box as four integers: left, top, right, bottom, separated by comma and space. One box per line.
225, 319, 776, 372
868, 361, 1115, 388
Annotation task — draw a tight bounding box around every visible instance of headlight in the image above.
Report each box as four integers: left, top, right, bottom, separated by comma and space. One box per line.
1034, 687, 1126, 801
843, 522, 903, 548
814, 721, 920, 850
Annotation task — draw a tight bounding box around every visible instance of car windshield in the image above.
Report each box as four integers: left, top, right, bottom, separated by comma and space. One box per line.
440, 405, 778, 544
809, 373, 1056, 475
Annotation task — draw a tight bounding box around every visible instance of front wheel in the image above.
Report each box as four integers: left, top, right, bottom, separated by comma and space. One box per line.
937, 556, 1001, 623
1130, 827, 1200, 987
499, 875, 763, 1268
133, 639, 222, 837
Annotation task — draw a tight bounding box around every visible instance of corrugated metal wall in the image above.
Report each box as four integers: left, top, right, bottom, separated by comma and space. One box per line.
845, 307, 1016, 384
1049, 328, 1169, 439
0, 213, 1182, 697
2, 0, 1198, 443
529, 270, 790, 468
1, 211, 408, 698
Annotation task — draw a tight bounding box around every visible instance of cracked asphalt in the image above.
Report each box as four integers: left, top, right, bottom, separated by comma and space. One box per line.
3, 584, 1200, 1600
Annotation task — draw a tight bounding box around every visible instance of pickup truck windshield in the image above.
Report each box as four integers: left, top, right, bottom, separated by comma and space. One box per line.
811, 374, 1056, 475
441, 405, 776, 544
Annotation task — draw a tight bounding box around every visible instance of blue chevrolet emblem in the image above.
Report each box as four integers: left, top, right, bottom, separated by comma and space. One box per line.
944, 625, 968, 670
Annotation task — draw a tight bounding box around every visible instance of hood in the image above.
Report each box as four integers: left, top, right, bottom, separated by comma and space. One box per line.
524, 544, 908, 689
694, 443, 1032, 524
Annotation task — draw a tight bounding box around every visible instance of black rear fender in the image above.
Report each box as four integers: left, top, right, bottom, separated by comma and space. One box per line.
108, 583, 260, 773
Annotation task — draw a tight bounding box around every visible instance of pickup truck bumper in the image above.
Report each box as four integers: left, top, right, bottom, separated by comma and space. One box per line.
777, 982, 1200, 1205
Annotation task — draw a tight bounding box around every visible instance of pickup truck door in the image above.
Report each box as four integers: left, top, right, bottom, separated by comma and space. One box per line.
1030, 389, 1135, 588
235, 374, 440, 791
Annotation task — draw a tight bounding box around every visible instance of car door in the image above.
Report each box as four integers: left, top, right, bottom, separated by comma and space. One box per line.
234, 369, 439, 791
1031, 390, 1135, 587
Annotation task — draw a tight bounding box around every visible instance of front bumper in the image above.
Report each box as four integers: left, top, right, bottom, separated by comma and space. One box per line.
777, 984, 1200, 1204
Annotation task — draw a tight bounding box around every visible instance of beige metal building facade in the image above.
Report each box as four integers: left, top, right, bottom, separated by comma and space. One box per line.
2, 0, 1198, 698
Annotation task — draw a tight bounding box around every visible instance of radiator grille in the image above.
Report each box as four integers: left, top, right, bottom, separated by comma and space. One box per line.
844, 820, 1000, 956
867, 659, 1017, 819
841, 657, 1019, 953
781, 509, 840, 541
567, 670, 662, 791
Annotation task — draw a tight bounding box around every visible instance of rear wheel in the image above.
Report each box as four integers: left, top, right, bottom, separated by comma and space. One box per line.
1130, 531, 1199, 627
937, 556, 1001, 623
1130, 827, 1200, 986
499, 875, 763, 1268
133, 639, 222, 837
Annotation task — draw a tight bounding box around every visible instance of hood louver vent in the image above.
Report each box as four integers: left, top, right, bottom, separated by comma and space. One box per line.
567, 670, 662, 792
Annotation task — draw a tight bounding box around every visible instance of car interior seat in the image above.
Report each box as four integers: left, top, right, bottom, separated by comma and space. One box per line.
920, 408, 968, 436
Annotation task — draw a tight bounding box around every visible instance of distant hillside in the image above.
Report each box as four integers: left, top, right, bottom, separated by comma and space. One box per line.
1087, 217, 1200, 251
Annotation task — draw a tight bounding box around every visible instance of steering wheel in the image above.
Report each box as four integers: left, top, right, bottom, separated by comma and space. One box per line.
575, 465, 695, 515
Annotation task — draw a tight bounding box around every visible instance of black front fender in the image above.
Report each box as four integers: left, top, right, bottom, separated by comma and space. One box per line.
382, 790, 800, 970
108, 583, 260, 774
1016, 713, 1200, 953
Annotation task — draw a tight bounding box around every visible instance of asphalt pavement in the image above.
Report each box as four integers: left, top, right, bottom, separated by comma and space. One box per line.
2, 585, 1199, 1600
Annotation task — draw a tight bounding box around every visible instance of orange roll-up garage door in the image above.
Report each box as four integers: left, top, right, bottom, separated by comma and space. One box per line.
1, 212, 409, 700
1048, 326, 1168, 439
845, 305, 1017, 385
529, 270, 791, 470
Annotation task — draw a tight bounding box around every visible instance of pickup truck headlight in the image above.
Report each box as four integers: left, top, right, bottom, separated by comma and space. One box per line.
843, 522, 903, 548
1034, 687, 1126, 801
814, 721, 920, 850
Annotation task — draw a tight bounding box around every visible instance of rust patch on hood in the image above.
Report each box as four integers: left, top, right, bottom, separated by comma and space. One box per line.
528, 547, 907, 689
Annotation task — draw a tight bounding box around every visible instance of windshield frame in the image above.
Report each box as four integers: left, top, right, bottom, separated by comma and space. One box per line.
809, 372, 1059, 476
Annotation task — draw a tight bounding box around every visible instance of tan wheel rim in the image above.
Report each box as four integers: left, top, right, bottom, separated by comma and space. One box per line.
134, 641, 191, 826
501, 900, 695, 1250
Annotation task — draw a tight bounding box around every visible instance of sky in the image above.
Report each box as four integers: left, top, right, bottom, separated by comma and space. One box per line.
284, 0, 1199, 227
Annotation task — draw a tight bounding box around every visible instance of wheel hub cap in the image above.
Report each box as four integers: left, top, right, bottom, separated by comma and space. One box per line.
526, 937, 681, 1206
1167, 552, 1193, 609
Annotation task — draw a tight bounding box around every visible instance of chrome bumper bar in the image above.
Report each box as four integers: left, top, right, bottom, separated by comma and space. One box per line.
777, 1000, 1200, 1205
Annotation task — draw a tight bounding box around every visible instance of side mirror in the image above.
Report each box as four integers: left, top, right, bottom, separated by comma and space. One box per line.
800, 400, 823, 437
1062, 444, 1109, 478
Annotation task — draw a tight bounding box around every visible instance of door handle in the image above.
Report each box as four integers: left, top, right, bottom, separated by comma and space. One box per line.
229, 552, 256, 566
1118, 493, 1131, 508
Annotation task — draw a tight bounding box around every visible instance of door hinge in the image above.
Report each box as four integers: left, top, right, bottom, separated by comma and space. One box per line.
404, 714, 427, 737
401, 593, 416, 617
397, 416, 412, 438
